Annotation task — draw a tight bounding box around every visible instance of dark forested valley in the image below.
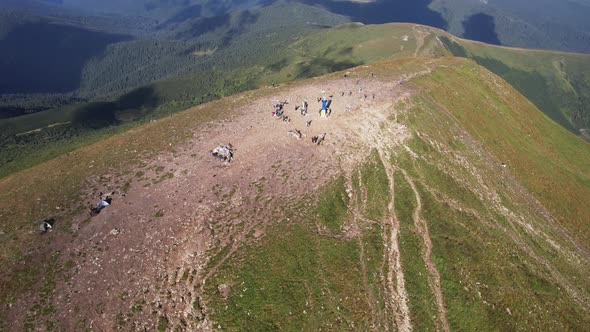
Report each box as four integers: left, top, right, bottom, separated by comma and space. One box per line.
2, 0, 590, 115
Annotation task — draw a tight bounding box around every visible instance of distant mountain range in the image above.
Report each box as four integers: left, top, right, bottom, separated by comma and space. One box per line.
2, 0, 589, 108
4, 0, 590, 48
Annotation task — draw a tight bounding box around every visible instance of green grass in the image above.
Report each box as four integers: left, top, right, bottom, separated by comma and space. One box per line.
157, 316, 169, 332
154, 209, 165, 218
21, 251, 71, 330
153, 172, 174, 184
410, 62, 590, 243
384, 58, 589, 330
206, 221, 366, 330
2, 56, 589, 330
439, 36, 590, 134
393, 170, 438, 331
205, 162, 391, 330
420, 181, 586, 331
131, 300, 145, 313
360, 150, 390, 221
390, 137, 588, 330
316, 176, 349, 231
360, 224, 387, 324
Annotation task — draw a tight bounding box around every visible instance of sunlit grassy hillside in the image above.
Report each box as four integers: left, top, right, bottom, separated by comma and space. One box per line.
1, 57, 588, 330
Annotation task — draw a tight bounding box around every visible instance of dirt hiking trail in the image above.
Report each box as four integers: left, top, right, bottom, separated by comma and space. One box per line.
6, 61, 453, 331
400, 167, 450, 332
6, 57, 589, 332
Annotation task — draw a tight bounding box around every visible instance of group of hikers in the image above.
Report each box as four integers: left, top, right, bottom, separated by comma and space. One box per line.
211, 144, 234, 162
40, 74, 377, 235
209, 92, 338, 164
284, 94, 335, 144
40, 191, 114, 234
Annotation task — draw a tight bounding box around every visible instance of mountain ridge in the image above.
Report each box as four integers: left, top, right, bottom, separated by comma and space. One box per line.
1, 56, 588, 330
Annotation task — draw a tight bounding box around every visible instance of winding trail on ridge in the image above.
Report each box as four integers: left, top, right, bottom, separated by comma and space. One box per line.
8, 58, 466, 331
399, 167, 450, 332
378, 151, 412, 332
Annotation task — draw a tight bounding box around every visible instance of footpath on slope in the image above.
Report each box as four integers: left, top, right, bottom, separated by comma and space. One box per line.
4, 58, 473, 331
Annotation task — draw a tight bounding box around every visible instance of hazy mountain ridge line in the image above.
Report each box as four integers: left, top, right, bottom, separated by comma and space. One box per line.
2, 18, 590, 180
9, 0, 590, 52
2, 0, 590, 109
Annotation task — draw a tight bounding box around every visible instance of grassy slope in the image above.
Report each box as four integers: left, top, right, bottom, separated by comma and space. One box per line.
206, 56, 589, 331
391, 59, 589, 330
0, 97, 228, 327
411, 61, 590, 244
439, 35, 590, 135
393, 169, 438, 331
1, 57, 589, 330
202, 58, 589, 330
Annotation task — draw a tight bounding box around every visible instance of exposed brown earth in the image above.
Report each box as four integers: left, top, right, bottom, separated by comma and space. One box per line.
5, 60, 442, 330
4, 57, 588, 331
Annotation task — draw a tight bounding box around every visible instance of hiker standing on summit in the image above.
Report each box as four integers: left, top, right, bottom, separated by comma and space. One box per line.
320, 97, 328, 117
301, 100, 308, 116
321, 97, 328, 111
320, 96, 333, 117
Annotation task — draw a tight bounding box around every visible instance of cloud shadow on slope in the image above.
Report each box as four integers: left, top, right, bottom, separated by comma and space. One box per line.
296, 57, 363, 79
0, 21, 132, 94
462, 13, 501, 45
72, 86, 161, 129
